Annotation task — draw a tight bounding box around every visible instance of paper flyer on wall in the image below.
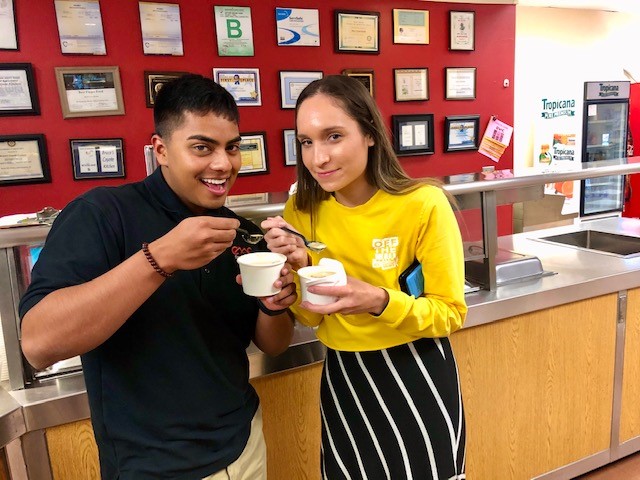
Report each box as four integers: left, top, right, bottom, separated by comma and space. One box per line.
478, 116, 513, 162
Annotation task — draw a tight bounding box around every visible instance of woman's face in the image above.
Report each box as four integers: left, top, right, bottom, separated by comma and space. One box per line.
296, 93, 375, 206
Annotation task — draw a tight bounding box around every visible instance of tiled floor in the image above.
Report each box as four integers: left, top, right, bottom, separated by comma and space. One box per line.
573, 452, 640, 479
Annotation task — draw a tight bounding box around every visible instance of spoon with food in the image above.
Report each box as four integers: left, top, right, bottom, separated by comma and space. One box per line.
236, 226, 326, 252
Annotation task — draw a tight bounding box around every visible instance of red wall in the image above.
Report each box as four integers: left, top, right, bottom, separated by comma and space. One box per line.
0, 0, 515, 217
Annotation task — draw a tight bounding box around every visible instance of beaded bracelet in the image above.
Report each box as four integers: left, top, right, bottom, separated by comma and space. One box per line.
141, 242, 173, 279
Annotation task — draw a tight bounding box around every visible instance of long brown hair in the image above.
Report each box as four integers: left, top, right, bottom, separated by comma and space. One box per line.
293, 75, 442, 220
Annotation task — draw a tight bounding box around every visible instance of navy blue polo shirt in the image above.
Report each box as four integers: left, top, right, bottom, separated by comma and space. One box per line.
20, 169, 265, 480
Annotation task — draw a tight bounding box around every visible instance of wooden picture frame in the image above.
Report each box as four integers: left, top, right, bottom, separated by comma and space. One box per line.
0, 134, 50, 186
334, 10, 380, 54
394, 68, 428, 102
144, 71, 189, 107
392, 114, 435, 156
342, 69, 375, 97
449, 11, 475, 51
0, 63, 39, 116
70, 138, 125, 179
444, 115, 480, 152
279, 70, 323, 109
54, 65, 125, 118
445, 67, 477, 100
239, 131, 268, 175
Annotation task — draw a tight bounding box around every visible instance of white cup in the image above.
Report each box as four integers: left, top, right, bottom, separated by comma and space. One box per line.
237, 252, 287, 297
298, 259, 347, 305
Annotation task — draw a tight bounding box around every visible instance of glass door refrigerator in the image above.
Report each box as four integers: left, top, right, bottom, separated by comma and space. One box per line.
581, 80, 630, 216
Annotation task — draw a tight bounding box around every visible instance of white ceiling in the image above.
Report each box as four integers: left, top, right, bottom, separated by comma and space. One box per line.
422, 0, 640, 12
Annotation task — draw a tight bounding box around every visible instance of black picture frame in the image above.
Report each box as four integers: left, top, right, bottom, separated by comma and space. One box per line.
449, 11, 475, 51
144, 71, 189, 108
342, 69, 375, 97
445, 67, 477, 100
392, 114, 435, 156
444, 115, 480, 152
70, 138, 125, 180
0, 134, 50, 186
0, 63, 40, 116
238, 131, 269, 175
334, 10, 380, 54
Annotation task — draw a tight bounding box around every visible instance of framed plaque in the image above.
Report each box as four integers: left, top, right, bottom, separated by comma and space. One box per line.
144, 71, 188, 107
342, 69, 374, 97
213, 68, 261, 107
139, 2, 184, 55
445, 67, 477, 100
239, 132, 268, 175
276, 7, 319, 47
0, 134, 51, 186
283, 129, 297, 166
449, 11, 475, 51
54, 66, 125, 118
214, 6, 254, 57
0, 63, 40, 116
392, 114, 434, 156
0, 0, 18, 50
279, 70, 323, 109
394, 68, 429, 102
444, 115, 480, 152
335, 10, 379, 54
70, 138, 125, 179
54, 0, 106, 55
392, 9, 429, 45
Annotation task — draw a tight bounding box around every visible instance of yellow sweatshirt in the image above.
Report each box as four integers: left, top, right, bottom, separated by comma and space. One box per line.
284, 185, 467, 352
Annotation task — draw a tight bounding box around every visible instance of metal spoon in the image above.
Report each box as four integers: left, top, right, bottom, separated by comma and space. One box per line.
236, 227, 265, 245
281, 227, 327, 252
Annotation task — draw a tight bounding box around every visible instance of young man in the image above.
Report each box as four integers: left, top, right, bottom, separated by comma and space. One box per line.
19, 74, 296, 480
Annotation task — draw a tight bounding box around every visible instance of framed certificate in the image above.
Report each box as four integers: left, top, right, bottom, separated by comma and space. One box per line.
283, 129, 297, 166
214, 6, 254, 56
213, 68, 261, 107
55, 66, 125, 118
0, 0, 18, 50
342, 69, 374, 97
445, 67, 477, 100
0, 63, 40, 116
276, 7, 319, 47
0, 134, 50, 186
70, 138, 125, 179
139, 2, 184, 56
392, 114, 434, 156
54, 0, 106, 55
279, 71, 323, 109
239, 132, 268, 175
335, 10, 379, 54
392, 9, 429, 45
144, 71, 188, 107
449, 11, 475, 51
444, 115, 480, 152
394, 68, 429, 102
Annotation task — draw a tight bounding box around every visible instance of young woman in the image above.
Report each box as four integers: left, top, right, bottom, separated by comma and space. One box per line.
263, 75, 467, 479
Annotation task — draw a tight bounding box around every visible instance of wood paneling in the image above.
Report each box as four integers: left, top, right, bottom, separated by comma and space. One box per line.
450, 294, 617, 480
46, 419, 99, 480
251, 363, 323, 480
621, 288, 640, 442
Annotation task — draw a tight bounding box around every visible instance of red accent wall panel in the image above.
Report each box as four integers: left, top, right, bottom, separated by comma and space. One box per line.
0, 0, 515, 217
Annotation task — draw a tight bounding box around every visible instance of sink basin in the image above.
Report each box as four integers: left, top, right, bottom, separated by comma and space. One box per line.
535, 230, 640, 258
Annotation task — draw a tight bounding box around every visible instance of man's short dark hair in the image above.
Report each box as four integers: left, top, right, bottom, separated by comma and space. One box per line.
153, 74, 240, 139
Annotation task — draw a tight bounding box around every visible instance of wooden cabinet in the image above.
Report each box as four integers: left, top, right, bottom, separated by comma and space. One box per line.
450, 294, 618, 479
621, 288, 640, 443
46, 419, 99, 480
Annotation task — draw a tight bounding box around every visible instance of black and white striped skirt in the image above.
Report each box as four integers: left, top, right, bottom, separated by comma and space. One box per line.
320, 337, 466, 480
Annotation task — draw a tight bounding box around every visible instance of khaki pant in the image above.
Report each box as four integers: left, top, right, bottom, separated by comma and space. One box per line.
202, 407, 267, 480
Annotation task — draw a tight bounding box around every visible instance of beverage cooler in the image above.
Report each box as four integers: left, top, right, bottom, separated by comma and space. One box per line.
0, 226, 82, 390
581, 80, 630, 216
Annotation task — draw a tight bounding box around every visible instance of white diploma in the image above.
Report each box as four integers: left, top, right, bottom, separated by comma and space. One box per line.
0, 140, 43, 180
401, 125, 414, 147
54, 0, 106, 55
99, 145, 118, 172
0, 70, 32, 110
414, 124, 426, 146
78, 146, 98, 173
66, 88, 117, 112
338, 13, 377, 51
139, 2, 184, 55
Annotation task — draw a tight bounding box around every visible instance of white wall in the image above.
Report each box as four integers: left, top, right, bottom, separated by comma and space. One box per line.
514, 6, 640, 170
